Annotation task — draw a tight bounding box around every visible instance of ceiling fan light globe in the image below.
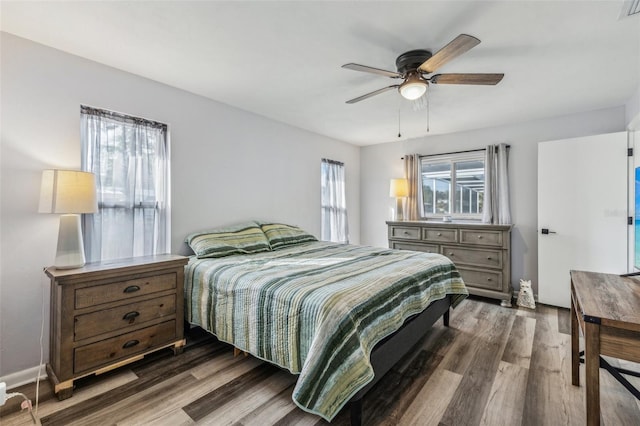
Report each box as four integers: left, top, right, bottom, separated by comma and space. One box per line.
399, 82, 427, 100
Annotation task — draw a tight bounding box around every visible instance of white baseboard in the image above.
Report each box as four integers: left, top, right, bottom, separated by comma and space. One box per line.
0, 365, 47, 390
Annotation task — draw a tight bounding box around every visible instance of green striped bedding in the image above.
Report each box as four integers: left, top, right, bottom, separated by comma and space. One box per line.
184, 241, 467, 421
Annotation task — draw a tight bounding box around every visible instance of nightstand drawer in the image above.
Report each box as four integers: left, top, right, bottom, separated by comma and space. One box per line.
389, 226, 421, 240
75, 273, 176, 309
459, 229, 503, 247
74, 320, 177, 374
442, 246, 502, 269
74, 294, 176, 341
458, 268, 502, 291
422, 228, 458, 243
391, 241, 439, 254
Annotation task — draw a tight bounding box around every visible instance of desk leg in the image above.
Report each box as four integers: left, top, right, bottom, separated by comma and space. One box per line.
585, 321, 601, 426
571, 296, 580, 386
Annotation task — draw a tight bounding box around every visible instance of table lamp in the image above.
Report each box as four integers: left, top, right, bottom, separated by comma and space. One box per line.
39, 170, 98, 269
389, 178, 408, 221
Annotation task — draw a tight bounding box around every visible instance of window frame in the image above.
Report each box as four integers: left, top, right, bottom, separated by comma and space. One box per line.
321, 158, 349, 243
81, 105, 170, 262
419, 151, 485, 220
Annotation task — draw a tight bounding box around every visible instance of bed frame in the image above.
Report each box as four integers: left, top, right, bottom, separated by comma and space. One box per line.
348, 295, 452, 425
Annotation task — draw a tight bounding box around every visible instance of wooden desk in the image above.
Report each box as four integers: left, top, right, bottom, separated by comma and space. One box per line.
570, 270, 640, 426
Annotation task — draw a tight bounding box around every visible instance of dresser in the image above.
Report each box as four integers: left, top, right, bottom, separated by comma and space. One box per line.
387, 221, 513, 306
45, 254, 189, 399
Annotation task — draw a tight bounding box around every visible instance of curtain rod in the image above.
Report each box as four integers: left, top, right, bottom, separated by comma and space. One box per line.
81, 105, 168, 130
401, 144, 510, 160
322, 158, 344, 166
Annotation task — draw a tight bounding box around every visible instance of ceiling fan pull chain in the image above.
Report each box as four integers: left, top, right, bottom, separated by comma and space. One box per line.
426, 85, 430, 133
398, 105, 402, 138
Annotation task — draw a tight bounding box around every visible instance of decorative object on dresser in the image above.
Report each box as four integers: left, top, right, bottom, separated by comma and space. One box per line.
389, 178, 409, 221
387, 220, 512, 306
38, 169, 98, 269
45, 254, 189, 400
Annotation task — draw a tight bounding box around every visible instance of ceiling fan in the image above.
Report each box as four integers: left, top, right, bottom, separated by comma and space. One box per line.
342, 34, 504, 104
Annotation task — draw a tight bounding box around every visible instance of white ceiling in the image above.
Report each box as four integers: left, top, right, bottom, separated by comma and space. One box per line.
2, 1, 639, 146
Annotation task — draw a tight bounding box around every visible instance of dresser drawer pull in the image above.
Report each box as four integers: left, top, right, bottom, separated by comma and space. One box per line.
122, 311, 140, 321
487, 256, 492, 260
448, 252, 454, 256
437, 233, 442, 236
403, 231, 410, 235
478, 235, 483, 239
123, 285, 141, 294
122, 340, 140, 349
487, 278, 493, 282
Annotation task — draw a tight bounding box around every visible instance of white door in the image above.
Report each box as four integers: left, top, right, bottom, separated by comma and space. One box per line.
538, 132, 628, 308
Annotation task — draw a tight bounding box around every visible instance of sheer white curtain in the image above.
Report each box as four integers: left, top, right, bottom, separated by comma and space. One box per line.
321, 159, 349, 243
482, 143, 511, 224
404, 154, 421, 220
81, 106, 169, 262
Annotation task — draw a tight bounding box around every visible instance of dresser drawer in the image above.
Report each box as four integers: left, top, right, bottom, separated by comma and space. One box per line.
442, 246, 502, 269
74, 320, 177, 374
74, 294, 176, 341
390, 226, 421, 240
422, 228, 458, 243
75, 273, 177, 309
391, 241, 439, 254
458, 268, 503, 291
459, 229, 503, 247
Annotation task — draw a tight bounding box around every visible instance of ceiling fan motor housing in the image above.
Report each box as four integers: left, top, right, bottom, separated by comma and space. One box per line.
395, 49, 432, 75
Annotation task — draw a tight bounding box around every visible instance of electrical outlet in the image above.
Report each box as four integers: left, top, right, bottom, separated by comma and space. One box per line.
0, 381, 6, 406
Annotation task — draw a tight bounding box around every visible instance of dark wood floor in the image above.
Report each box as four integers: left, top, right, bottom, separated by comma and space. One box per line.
2, 297, 639, 425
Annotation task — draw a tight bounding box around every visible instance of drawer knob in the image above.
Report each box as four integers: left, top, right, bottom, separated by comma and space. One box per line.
478, 235, 483, 239
403, 231, 410, 235
448, 252, 454, 256
123, 285, 141, 294
122, 311, 140, 322
437, 233, 442, 236
122, 340, 140, 349
487, 278, 492, 281
487, 256, 492, 260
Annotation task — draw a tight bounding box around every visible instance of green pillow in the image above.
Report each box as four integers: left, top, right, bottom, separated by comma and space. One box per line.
185, 222, 271, 258
258, 222, 317, 250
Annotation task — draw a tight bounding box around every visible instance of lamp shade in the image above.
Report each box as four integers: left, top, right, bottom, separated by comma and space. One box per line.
399, 74, 427, 100
399, 81, 427, 100
389, 178, 409, 198
39, 170, 98, 214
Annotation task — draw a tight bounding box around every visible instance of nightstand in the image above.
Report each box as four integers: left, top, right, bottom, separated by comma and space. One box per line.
44, 254, 189, 400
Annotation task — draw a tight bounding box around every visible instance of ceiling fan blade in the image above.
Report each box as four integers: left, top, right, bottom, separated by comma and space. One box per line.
430, 73, 504, 85
418, 34, 481, 74
342, 63, 402, 78
345, 85, 400, 104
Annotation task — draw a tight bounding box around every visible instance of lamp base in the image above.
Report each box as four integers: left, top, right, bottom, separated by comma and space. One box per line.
395, 198, 406, 221
55, 214, 86, 269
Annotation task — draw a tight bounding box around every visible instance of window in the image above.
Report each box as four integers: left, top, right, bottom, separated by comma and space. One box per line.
420, 152, 485, 219
81, 106, 169, 261
321, 158, 349, 243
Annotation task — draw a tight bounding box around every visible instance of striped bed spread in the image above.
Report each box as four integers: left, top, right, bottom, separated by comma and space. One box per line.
184, 241, 468, 421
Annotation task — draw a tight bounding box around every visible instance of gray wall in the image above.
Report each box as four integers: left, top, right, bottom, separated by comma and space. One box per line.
359, 107, 627, 295
0, 33, 360, 381
627, 85, 640, 128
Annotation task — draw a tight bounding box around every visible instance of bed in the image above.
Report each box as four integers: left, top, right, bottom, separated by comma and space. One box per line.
183, 222, 468, 423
